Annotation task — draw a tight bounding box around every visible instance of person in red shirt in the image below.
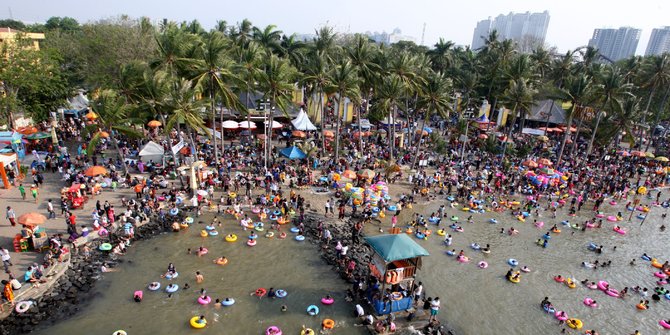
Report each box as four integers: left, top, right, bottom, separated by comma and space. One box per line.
69, 213, 77, 227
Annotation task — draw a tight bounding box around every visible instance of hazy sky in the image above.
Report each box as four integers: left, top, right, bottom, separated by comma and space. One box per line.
4, 0, 668, 54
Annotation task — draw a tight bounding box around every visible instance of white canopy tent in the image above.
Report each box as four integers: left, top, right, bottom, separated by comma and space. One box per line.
139, 141, 165, 164
291, 109, 317, 131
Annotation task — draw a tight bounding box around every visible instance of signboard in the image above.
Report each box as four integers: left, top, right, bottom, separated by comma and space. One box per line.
171, 140, 185, 155
522, 128, 546, 136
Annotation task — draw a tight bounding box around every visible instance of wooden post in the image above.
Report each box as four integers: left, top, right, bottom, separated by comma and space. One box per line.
628, 197, 639, 222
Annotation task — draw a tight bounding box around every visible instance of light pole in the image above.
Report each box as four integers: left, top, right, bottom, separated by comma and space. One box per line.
257, 99, 271, 171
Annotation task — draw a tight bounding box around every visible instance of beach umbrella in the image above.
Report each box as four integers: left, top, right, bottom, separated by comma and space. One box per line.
97, 131, 110, 138
238, 121, 257, 129
617, 150, 631, 157
478, 134, 488, 139
222, 120, 239, 129
645, 152, 655, 158
655, 156, 669, 162
323, 130, 334, 137
423, 127, 433, 133
342, 170, 357, 179
537, 135, 549, 142
265, 120, 283, 129
387, 164, 401, 173
85, 111, 98, 120
147, 120, 161, 128
357, 169, 376, 179
257, 134, 267, 140
196, 189, 208, 197
522, 160, 538, 168
17, 126, 38, 135
84, 166, 108, 177
292, 130, 306, 138
415, 129, 429, 136
17, 213, 47, 227
538, 158, 553, 166
630, 151, 646, 157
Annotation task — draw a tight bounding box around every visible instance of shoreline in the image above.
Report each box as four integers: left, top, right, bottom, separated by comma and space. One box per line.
0, 211, 174, 334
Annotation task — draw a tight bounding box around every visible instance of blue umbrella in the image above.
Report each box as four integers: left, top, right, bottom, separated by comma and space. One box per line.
279, 146, 306, 160
423, 126, 433, 133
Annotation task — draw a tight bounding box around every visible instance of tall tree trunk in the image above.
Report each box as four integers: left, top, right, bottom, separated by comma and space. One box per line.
110, 133, 130, 176
645, 87, 669, 152
318, 89, 326, 155
500, 103, 517, 163
335, 93, 342, 161
411, 109, 431, 168
570, 117, 584, 156
210, 78, 219, 164
556, 105, 575, 166
638, 85, 657, 149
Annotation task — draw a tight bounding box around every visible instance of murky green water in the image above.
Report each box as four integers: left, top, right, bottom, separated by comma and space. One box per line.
367, 200, 670, 334
34, 213, 367, 335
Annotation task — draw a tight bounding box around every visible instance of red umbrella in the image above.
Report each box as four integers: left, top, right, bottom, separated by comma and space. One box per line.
478, 133, 488, 139
522, 160, 538, 168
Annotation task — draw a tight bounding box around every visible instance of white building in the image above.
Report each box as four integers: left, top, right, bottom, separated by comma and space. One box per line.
645, 27, 670, 56
588, 27, 641, 61
471, 11, 550, 51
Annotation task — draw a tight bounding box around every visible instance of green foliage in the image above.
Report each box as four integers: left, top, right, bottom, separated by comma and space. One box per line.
43, 16, 156, 89
44, 17, 80, 31
0, 19, 26, 30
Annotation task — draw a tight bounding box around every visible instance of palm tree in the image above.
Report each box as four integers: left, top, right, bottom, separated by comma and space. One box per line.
253, 24, 282, 57
347, 34, 381, 150
375, 74, 405, 161
549, 74, 595, 165
88, 89, 143, 175
411, 71, 452, 168
600, 96, 642, 148
586, 67, 633, 154
325, 60, 360, 160
313, 26, 338, 59
163, 78, 209, 153
230, 19, 253, 49
256, 55, 297, 168
638, 54, 670, 150
530, 46, 552, 80
235, 41, 262, 144
301, 51, 331, 154
151, 24, 198, 79
278, 34, 306, 69
191, 31, 246, 162
499, 78, 537, 162
427, 38, 455, 73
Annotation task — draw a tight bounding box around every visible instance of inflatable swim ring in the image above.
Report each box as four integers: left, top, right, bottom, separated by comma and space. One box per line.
165, 284, 179, 293
225, 234, 238, 242
478, 261, 488, 269
276, 289, 287, 298
307, 305, 320, 316
436, 229, 446, 236
508, 258, 518, 266
222, 298, 235, 306
14, 301, 32, 313
197, 296, 211, 305
295, 235, 306, 241
247, 239, 257, 246
566, 318, 583, 330
148, 282, 161, 291
189, 316, 206, 329
321, 297, 334, 305
99, 243, 112, 251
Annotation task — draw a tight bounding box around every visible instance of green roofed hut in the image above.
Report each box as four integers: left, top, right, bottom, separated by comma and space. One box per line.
364, 234, 429, 315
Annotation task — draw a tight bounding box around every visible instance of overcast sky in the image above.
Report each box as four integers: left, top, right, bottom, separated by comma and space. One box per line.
4, 0, 668, 54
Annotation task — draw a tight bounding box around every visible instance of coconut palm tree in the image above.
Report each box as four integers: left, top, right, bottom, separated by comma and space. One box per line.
499, 78, 537, 162
374, 74, 405, 161
549, 74, 595, 165
586, 67, 633, 154
87, 89, 143, 175
253, 24, 283, 57
256, 55, 298, 168
163, 78, 209, 153
347, 34, 381, 150
191, 31, 246, 162
151, 23, 198, 79
278, 34, 306, 69
301, 51, 331, 154
638, 54, 670, 149
411, 71, 452, 168
427, 38, 455, 73
325, 60, 360, 160
600, 95, 642, 148
235, 41, 262, 143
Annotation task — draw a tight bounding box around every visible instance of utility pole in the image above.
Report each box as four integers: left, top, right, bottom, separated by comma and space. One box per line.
420, 23, 426, 46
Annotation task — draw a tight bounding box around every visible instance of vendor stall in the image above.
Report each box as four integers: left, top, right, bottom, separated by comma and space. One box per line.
364, 234, 429, 315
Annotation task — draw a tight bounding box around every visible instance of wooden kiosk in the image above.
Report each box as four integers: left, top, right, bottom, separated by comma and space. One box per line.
364, 234, 429, 315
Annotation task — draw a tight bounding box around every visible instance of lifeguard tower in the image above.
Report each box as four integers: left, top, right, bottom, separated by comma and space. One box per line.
364, 234, 429, 315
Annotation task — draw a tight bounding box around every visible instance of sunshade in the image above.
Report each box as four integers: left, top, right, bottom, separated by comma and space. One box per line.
342, 170, 357, 179
147, 120, 162, 128
222, 120, 239, 129
84, 166, 108, 176
17, 212, 47, 227
357, 169, 376, 179
279, 146, 306, 160
238, 121, 257, 129
364, 234, 429, 262
292, 130, 306, 138
522, 160, 538, 168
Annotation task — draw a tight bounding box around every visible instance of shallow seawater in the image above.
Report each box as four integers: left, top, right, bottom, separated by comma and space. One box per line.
365, 199, 670, 334
33, 213, 367, 335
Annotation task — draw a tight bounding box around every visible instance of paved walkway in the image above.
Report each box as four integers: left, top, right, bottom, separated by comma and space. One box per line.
0, 168, 133, 315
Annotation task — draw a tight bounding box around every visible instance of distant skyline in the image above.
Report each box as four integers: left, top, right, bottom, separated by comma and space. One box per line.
3, 0, 669, 55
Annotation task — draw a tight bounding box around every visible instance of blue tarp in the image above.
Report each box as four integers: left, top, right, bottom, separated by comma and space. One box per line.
365, 234, 430, 262
279, 146, 306, 160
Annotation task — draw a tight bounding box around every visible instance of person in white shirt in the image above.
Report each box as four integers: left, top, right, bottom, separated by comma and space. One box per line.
0, 247, 12, 272
429, 297, 441, 322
